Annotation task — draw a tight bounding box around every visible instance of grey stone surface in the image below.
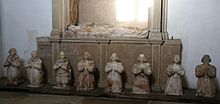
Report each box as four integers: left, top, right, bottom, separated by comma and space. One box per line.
147, 101, 198, 104
0, 91, 202, 104
0, 91, 146, 104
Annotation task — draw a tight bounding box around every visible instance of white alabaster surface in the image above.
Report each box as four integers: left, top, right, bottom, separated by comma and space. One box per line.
65, 23, 149, 39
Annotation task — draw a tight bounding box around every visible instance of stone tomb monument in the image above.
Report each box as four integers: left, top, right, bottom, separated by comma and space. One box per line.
37, 0, 182, 91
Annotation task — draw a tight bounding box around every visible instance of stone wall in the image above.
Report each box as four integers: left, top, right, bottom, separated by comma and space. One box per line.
79, 0, 118, 24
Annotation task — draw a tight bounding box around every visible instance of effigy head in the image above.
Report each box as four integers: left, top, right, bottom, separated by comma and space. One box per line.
110, 53, 119, 61
137, 54, 146, 62
83, 51, 91, 60
59, 51, 66, 59
201, 54, 211, 63
8, 48, 17, 56
31, 51, 38, 58
173, 55, 180, 64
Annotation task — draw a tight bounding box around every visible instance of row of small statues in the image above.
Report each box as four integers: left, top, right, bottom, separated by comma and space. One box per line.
3, 48, 217, 97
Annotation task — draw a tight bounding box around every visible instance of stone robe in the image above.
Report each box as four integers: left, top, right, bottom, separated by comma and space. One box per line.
132, 63, 151, 94
27, 57, 44, 87
4, 55, 21, 85
105, 61, 124, 93
195, 64, 216, 97
77, 59, 96, 91
165, 64, 184, 96
54, 58, 71, 89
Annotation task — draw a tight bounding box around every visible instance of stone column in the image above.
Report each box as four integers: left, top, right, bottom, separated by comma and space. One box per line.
62, 0, 71, 31
52, 0, 70, 38
52, 0, 60, 31
51, 40, 60, 84
149, 0, 169, 40
161, 0, 169, 39
151, 43, 162, 91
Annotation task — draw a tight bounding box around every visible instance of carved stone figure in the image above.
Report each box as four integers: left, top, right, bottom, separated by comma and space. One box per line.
195, 55, 216, 97
3, 48, 21, 86
67, 23, 149, 39
164, 55, 184, 96
77, 52, 96, 91
25, 51, 44, 88
53, 51, 71, 89
105, 53, 124, 93
132, 54, 152, 94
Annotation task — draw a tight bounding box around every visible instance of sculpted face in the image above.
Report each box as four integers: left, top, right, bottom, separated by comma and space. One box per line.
138, 54, 146, 62
31, 51, 37, 59
83, 52, 91, 60
173, 55, 180, 64
59, 51, 65, 59
110, 53, 119, 61
202, 55, 211, 63
203, 57, 209, 63
9, 48, 17, 56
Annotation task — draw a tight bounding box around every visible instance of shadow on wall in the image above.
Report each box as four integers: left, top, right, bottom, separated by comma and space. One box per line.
183, 73, 189, 89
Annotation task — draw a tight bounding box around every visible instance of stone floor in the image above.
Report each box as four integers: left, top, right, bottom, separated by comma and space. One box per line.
0, 91, 202, 104
0, 78, 219, 104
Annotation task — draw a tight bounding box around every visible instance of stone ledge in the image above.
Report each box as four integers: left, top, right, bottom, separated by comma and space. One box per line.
0, 79, 219, 104
36, 37, 183, 45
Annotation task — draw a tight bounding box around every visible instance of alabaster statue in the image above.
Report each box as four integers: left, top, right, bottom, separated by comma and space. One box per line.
25, 51, 44, 88
3, 48, 21, 86
164, 55, 184, 96
77, 52, 96, 91
195, 55, 216, 97
105, 53, 124, 93
53, 51, 72, 89
132, 54, 152, 94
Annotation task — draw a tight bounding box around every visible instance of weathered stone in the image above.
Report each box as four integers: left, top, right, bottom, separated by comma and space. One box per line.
132, 54, 152, 94
105, 53, 124, 93
50, 29, 61, 38
25, 51, 45, 88
53, 51, 72, 90
3, 48, 22, 86
77, 52, 96, 91
164, 55, 184, 96
195, 54, 216, 97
